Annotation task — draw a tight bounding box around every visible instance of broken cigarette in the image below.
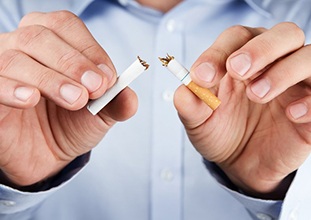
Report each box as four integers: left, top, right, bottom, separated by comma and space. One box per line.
87, 56, 149, 115
159, 54, 221, 110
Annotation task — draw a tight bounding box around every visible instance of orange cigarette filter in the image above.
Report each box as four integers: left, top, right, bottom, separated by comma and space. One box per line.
159, 54, 221, 110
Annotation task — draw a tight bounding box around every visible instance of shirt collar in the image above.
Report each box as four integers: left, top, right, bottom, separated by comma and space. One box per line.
244, 0, 272, 18
76, 0, 303, 21
72, 0, 94, 14
22, 0, 95, 16
113, 0, 271, 17
117, 0, 237, 6
69, 0, 95, 15
244, 0, 311, 23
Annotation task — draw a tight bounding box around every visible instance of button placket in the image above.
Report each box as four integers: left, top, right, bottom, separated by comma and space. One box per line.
150, 13, 185, 220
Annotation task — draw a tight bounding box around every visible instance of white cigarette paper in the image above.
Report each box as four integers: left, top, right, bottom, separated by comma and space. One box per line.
87, 56, 149, 115
159, 54, 221, 110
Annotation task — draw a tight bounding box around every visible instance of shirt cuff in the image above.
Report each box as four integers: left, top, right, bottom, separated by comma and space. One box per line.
204, 159, 282, 220
278, 154, 311, 219
0, 153, 90, 215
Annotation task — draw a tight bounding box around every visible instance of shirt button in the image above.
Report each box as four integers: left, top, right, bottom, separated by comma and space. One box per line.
162, 90, 174, 102
160, 168, 174, 181
255, 213, 273, 220
166, 19, 177, 32
118, 0, 129, 5
0, 200, 16, 206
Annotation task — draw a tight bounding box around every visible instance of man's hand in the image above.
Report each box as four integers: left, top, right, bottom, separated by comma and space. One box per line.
174, 22, 310, 199
0, 11, 138, 187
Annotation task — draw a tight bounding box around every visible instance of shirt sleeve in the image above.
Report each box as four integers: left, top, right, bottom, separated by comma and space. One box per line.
205, 154, 311, 220
0, 153, 90, 220
204, 159, 283, 220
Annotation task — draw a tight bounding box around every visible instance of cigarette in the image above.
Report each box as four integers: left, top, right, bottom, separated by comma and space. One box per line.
87, 56, 149, 115
159, 54, 221, 110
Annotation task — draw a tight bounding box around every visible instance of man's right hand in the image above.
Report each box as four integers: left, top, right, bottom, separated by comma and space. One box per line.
0, 11, 138, 187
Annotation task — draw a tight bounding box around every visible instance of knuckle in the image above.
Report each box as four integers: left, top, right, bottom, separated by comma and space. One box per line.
208, 47, 230, 61
0, 50, 22, 74
34, 69, 56, 90
46, 10, 81, 30
15, 25, 50, 49
80, 44, 101, 59
19, 12, 41, 27
277, 22, 305, 44
225, 25, 254, 42
57, 50, 86, 75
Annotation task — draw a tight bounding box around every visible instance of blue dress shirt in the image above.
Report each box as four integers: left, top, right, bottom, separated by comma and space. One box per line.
0, 0, 311, 219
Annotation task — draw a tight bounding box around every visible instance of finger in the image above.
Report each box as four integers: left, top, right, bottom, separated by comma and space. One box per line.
0, 25, 112, 99
245, 45, 311, 103
0, 76, 40, 108
0, 50, 89, 110
286, 97, 311, 123
19, 11, 117, 87
13, 11, 114, 98
19, 11, 113, 68
190, 25, 266, 87
174, 85, 213, 129
98, 87, 138, 123
227, 22, 305, 80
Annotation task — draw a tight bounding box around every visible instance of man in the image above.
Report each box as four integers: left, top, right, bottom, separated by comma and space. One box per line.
0, 0, 311, 219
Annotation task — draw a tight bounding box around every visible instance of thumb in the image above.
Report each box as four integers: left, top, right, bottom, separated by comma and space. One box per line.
174, 85, 213, 129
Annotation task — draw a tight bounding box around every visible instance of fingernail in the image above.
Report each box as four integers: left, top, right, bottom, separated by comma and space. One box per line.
193, 62, 216, 82
81, 70, 102, 92
14, 87, 34, 101
250, 78, 270, 98
98, 64, 114, 83
229, 53, 251, 76
289, 103, 308, 119
60, 84, 82, 104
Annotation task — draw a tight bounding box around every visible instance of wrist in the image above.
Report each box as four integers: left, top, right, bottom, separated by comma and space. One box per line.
0, 153, 90, 192
225, 169, 296, 200
0, 169, 54, 192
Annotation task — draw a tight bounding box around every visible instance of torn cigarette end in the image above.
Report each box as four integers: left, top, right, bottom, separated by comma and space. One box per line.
158, 54, 221, 110
137, 56, 150, 70
87, 56, 149, 115
158, 54, 174, 67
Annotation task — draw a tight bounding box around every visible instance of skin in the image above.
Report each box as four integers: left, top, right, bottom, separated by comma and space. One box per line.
176, 24, 310, 199
0, 11, 138, 186
0, 0, 310, 200
136, 0, 182, 12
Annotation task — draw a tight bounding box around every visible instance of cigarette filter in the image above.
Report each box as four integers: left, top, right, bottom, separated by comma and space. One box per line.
159, 54, 221, 110
87, 56, 149, 115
